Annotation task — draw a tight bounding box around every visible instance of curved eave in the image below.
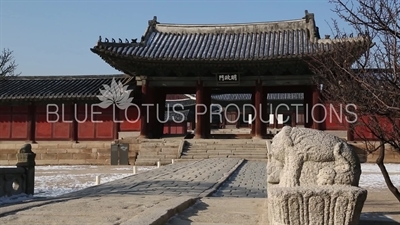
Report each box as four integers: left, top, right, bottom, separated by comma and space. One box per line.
92, 46, 330, 63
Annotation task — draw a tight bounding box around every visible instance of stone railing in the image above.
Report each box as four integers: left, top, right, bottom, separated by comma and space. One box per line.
0, 144, 36, 198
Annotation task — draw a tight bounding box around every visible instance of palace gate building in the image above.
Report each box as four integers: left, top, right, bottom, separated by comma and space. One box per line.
0, 11, 370, 144
91, 10, 366, 140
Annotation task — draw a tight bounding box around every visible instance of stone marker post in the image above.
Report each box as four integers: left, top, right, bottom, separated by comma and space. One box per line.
16, 144, 36, 196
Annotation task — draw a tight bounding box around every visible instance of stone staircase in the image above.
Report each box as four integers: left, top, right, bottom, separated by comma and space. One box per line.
134, 139, 183, 166
179, 139, 268, 161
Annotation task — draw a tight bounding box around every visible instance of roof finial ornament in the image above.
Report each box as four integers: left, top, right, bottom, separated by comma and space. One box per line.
105, 38, 109, 42
131, 38, 137, 43
303, 10, 314, 23
98, 36, 102, 42
111, 38, 115, 43
119, 38, 123, 43
125, 38, 129, 43
148, 15, 159, 27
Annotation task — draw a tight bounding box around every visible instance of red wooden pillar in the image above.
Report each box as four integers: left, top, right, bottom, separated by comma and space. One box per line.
28, 103, 36, 143
303, 86, 313, 128
140, 81, 149, 138
291, 111, 297, 127
156, 90, 166, 138
112, 104, 121, 139
254, 80, 263, 138
203, 88, 211, 138
261, 87, 267, 137
147, 87, 157, 138
195, 81, 204, 139
235, 110, 240, 129
312, 86, 322, 130
347, 123, 355, 141
71, 103, 78, 143
251, 91, 255, 135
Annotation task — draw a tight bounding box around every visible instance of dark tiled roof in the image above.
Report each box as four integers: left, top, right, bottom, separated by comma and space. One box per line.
165, 93, 304, 105
188, 93, 304, 101
165, 99, 196, 108
0, 74, 133, 101
92, 11, 368, 64
165, 94, 191, 100
164, 109, 192, 122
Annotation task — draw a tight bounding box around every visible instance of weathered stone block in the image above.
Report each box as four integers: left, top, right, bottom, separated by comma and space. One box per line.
0, 149, 18, 154
0, 144, 16, 149
96, 148, 110, 154
40, 153, 58, 160
268, 186, 367, 225
47, 148, 67, 154
66, 148, 83, 154
37, 143, 59, 149
0, 154, 9, 160
85, 159, 107, 165
36, 159, 60, 165
0, 160, 10, 165
57, 153, 73, 160
72, 143, 88, 148
58, 142, 73, 148
58, 159, 86, 165
73, 153, 90, 160
90, 153, 98, 159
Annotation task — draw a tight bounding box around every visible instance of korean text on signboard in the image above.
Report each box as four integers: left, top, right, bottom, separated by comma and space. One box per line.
217, 74, 239, 83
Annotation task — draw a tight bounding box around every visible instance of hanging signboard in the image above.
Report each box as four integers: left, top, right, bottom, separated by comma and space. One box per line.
216, 73, 240, 84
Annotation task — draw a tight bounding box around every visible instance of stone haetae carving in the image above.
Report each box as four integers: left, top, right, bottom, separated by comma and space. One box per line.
268, 126, 361, 187
267, 126, 367, 225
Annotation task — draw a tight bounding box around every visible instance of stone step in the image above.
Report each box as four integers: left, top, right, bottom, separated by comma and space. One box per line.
140, 142, 180, 147
136, 155, 163, 160
181, 149, 208, 154
185, 141, 266, 145
159, 151, 179, 156
139, 147, 162, 152
185, 139, 267, 145
231, 151, 267, 155
184, 144, 267, 149
137, 151, 161, 156
160, 147, 179, 152
173, 159, 201, 163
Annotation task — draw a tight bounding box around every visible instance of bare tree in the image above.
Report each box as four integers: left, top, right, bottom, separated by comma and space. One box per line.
0, 48, 21, 77
309, 0, 400, 201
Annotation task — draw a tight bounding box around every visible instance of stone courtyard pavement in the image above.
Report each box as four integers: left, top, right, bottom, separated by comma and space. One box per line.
0, 159, 399, 225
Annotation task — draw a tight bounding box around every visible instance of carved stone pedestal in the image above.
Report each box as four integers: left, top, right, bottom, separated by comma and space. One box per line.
267, 186, 367, 225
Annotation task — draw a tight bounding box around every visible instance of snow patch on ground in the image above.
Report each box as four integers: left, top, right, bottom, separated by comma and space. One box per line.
359, 163, 400, 189
360, 163, 400, 173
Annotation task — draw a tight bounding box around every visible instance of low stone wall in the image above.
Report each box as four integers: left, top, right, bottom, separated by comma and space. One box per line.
0, 140, 141, 166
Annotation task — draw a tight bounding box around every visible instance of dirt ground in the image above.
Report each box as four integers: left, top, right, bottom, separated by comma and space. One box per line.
363, 189, 400, 222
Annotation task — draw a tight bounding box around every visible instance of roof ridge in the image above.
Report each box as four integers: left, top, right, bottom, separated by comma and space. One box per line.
157, 19, 304, 27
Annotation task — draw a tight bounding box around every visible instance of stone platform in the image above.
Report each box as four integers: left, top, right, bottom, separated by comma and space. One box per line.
0, 159, 398, 225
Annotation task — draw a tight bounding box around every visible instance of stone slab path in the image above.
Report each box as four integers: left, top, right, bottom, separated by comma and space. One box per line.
166, 197, 266, 225
0, 159, 242, 225
0, 159, 399, 225
212, 161, 266, 198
